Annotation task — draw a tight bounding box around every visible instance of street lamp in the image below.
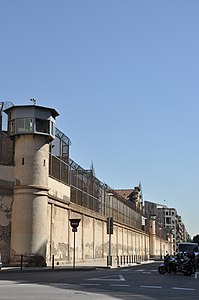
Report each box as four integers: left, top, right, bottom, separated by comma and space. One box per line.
159, 227, 162, 260
107, 192, 113, 267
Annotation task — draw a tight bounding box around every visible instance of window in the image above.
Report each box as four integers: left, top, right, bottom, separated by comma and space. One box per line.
17, 118, 33, 133
35, 118, 49, 134
166, 217, 171, 224
51, 121, 55, 136
9, 119, 16, 135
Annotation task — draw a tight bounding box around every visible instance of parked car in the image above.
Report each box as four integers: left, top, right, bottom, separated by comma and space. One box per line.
177, 242, 199, 268
177, 242, 199, 253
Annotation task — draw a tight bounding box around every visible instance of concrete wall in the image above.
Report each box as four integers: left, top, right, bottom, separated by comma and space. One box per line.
0, 165, 14, 263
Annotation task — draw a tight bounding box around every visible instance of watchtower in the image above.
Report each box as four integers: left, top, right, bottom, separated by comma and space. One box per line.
5, 104, 59, 262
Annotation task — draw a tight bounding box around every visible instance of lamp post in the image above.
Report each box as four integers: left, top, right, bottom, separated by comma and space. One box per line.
159, 227, 162, 260
107, 193, 113, 267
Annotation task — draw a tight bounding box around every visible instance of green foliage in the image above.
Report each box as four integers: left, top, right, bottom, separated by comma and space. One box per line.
192, 235, 199, 244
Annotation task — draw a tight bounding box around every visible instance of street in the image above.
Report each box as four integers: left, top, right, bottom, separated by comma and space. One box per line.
0, 262, 199, 299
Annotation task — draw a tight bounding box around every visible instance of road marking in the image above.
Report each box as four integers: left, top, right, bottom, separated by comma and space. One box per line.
140, 285, 162, 289
110, 284, 130, 287
172, 287, 195, 291
17, 284, 33, 286
49, 283, 71, 287
142, 271, 152, 274
118, 275, 125, 281
136, 269, 157, 272
80, 284, 100, 286
87, 274, 125, 281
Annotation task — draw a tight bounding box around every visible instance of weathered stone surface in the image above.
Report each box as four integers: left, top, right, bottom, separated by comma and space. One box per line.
0, 195, 13, 263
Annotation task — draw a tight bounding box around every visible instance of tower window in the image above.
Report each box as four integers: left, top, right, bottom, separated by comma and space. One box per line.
9, 119, 16, 134
22, 157, 24, 165
35, 118, 50, 134
17, 118, 33, 133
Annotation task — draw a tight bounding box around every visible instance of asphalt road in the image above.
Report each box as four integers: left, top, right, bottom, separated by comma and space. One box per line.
0, 262, 199, 300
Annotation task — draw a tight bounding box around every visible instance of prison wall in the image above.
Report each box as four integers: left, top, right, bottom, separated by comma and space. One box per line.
47, 177, 167, 266
0, 168, 170, 265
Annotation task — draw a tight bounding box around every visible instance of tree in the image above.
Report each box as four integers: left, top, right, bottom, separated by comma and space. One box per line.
192, 235, 199, 244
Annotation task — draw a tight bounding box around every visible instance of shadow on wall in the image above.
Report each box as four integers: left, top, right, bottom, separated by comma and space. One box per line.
23, 254, 47, 267
9, 242, 47, 268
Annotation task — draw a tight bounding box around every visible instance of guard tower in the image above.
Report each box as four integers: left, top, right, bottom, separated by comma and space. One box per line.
4, 104, 59, 263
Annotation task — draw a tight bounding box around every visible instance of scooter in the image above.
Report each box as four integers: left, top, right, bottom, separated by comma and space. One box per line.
158, 254, 175, 274
158, 253, 193, 276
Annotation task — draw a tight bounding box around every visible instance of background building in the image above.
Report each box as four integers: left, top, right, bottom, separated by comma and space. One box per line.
144, 201, 190, 253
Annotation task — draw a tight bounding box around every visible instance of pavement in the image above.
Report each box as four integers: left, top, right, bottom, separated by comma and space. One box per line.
0, 259, 155, 273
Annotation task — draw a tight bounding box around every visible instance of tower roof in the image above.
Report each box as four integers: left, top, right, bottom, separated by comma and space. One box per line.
4, 104, 59, 118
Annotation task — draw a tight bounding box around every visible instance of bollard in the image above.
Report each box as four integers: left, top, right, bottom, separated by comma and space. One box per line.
52, 255, 55, 270
20, 254, 23, 270
117, 256, 119, 267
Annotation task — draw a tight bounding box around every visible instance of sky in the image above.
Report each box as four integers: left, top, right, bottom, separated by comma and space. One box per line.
0, 0, 199, 238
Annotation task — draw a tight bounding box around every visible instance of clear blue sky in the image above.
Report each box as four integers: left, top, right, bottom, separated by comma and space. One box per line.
1, 0, 199, 238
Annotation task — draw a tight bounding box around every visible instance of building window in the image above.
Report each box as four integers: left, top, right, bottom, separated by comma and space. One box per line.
166, 217, 171, 224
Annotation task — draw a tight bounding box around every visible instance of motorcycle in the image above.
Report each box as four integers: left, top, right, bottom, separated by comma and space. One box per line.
183, 252, 197, 274
158, 254, 175, 274
158, 253, 194, 276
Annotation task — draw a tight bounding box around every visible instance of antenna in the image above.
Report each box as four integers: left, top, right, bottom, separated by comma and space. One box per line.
30, 98, 36, 105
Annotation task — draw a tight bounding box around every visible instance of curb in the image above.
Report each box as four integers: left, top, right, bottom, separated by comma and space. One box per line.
0, 260, 155, 274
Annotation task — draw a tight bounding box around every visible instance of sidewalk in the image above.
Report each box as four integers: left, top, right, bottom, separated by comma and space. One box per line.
0, 259, 155, 273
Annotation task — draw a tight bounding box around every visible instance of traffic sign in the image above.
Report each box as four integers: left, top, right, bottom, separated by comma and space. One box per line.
69, 218, 81, 232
